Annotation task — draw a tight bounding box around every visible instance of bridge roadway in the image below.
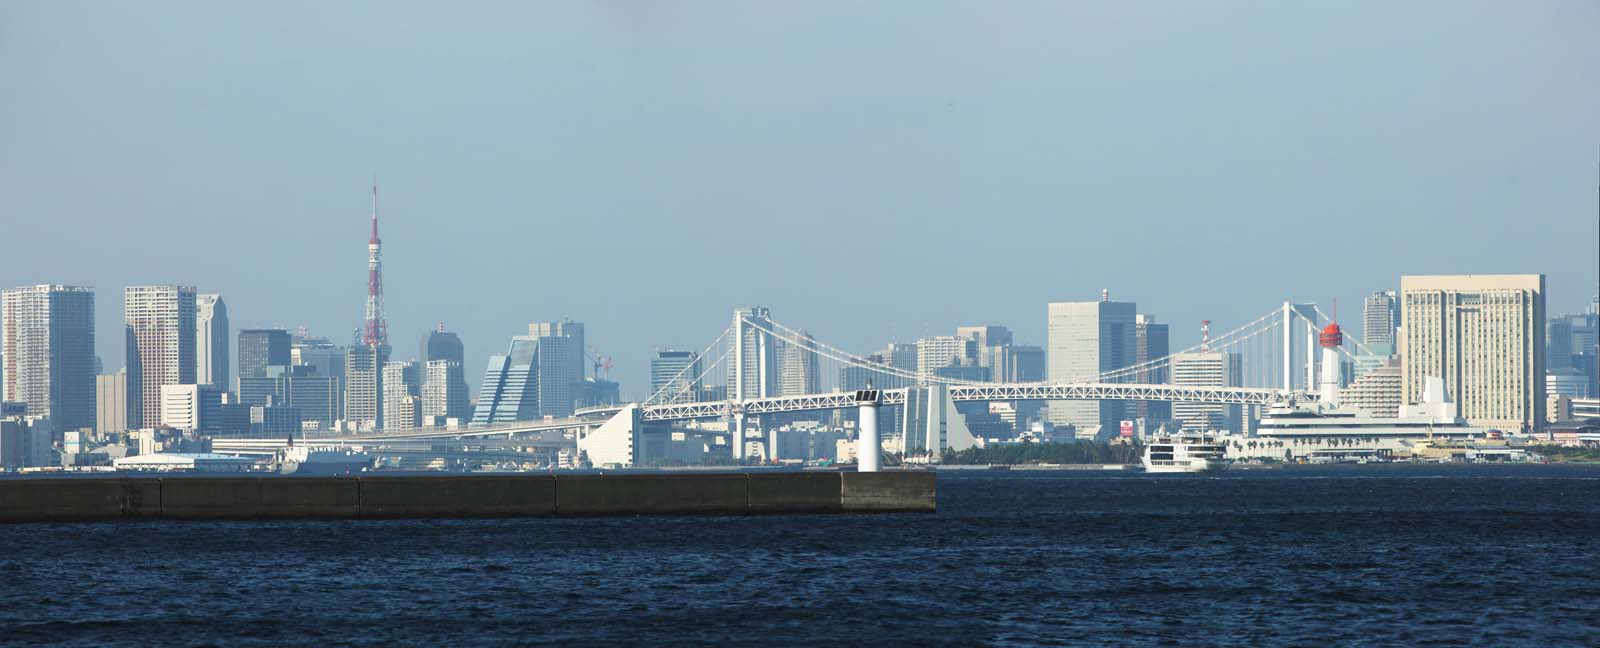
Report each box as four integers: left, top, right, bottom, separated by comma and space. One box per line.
267, 382, 1306, 443
610, 382, 1307, 422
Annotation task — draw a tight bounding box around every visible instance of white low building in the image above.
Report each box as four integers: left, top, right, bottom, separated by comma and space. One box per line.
113, 453, 259, 473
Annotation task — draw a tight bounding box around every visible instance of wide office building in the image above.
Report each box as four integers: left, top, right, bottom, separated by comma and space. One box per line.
1400, 274, 1545, 433
1047, 298, 1137, 437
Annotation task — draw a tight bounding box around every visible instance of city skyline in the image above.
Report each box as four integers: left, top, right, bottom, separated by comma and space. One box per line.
2, 2, 1597, 398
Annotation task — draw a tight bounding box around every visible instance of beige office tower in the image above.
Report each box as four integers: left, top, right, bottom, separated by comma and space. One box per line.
124, 285, 197, 429
1400, 274, 1545, 433
96, 371, 127, 433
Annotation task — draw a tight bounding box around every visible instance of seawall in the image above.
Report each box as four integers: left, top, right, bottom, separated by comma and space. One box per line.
0, 471, 935, 522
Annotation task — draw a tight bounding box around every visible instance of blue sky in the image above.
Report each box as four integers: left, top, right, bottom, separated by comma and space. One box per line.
2, 1, 1596, 395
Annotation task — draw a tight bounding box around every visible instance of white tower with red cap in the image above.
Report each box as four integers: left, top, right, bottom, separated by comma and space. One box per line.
1318, 320, 1343, 406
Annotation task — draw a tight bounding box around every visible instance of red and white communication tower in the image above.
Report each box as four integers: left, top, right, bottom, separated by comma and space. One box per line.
362, 180, 388, 347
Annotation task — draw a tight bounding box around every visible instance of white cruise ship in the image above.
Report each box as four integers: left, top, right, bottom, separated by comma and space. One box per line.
1142, 434, 1230, 473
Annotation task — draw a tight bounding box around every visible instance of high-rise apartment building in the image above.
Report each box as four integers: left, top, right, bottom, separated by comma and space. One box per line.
96, 371, 127, 433
195, 294, 229, 388
421, 359, 469, 424
915, 335, 973, 377
237, 329, 290, 384
2, 285, 96, 431
343, 343, 389, 431
124, 285, 197, 429
1171, 351, 1243, 433
650, 350, 702, 403
1363, 290, 1398, 349
1133, 314, 1171, 423
1400, 274, 1545, 433
1047, 298, 1137, 435
382, 361, 421, 430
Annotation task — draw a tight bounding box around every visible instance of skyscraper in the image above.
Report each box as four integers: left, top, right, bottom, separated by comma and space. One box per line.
1047, 297, 1137, 436
96, 371, 127, 434
1363, 290, 1398, 349
2, 285, 96, 431
421, 326, 465, 366
472, 337, 541, 424
237, 329, 291, 384
1171, 351, 1243, 433
421, 359, 469, 424
915, 335, 973, 377
1400, 274, 1545, 433
650, 349, 702, 403
727, 306, 778, 401
957, 325, 1014, 381
343, 343, 388, 431
1133, 314, 1171, 423
527, 320, 583, 418
778, 330, 821, 396
124, 285, 196, 429
382, 361, 421, 430
529, 319, 584, 380
195, 294, 229, 389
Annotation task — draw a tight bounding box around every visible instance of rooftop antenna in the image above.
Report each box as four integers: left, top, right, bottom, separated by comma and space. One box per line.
1201, 320, 1212, 352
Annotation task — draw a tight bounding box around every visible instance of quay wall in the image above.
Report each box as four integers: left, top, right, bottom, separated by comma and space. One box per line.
0, 471, 935, 522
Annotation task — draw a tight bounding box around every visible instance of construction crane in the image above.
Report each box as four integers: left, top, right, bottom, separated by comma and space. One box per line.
586, 347, 613, 381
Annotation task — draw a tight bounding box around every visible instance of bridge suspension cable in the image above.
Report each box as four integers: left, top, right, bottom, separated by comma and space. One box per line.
1097, 307, 1284, 383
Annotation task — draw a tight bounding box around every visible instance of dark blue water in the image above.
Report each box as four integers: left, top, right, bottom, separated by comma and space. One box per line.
4, 465, 1599, 646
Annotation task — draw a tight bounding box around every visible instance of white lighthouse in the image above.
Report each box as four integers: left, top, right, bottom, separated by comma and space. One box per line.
1318, 320, 1344, 407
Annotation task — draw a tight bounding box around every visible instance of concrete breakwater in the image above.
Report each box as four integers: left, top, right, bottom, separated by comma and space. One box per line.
0, 471, 935, 522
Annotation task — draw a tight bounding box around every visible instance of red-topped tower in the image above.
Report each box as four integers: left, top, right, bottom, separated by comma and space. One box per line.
362, 180, 387, 346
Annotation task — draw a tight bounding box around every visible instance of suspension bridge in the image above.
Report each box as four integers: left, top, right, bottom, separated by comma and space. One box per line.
261, 300, 1374, 468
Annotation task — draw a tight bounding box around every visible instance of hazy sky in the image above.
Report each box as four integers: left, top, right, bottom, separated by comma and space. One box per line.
3, 1, 1597, 396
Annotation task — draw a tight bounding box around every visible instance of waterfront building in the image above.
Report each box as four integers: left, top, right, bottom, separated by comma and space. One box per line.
1363, 290, 1398, 348
195, 294, 229, 389
1171, 351, 1242, 433
1339, 361, 1402, 418
650, 350, 702, 403
1133, 314, 1171, 423
727, 306, 778, 401
343, 343, 389, 431
250, 403, 301, 438
1, 284, 96, 431
1547, 368, 1591, 399
159, 384, 223, 433
1047, 297, 1138, 436
96, 371, 127, 434
237, 329, 290, 386
421, 359, 469, 423
124, 285, 197, 429
1400, 274, 1545, 433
